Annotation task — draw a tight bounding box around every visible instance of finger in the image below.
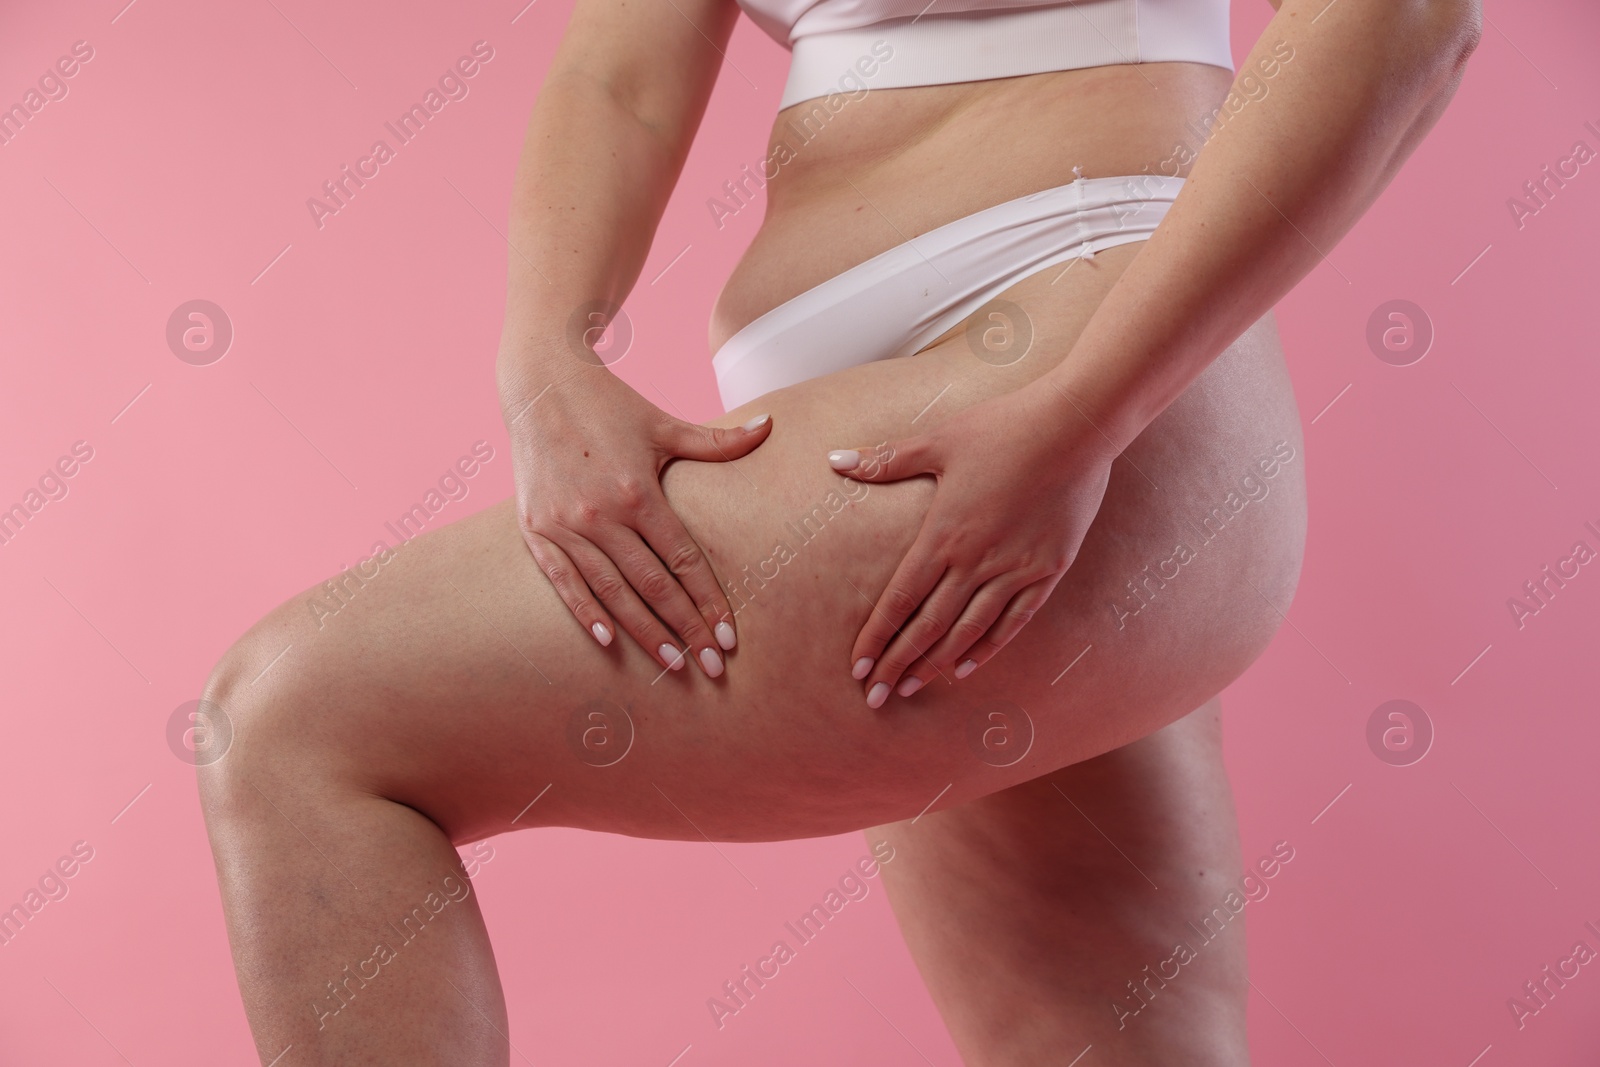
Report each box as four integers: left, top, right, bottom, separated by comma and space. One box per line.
559, 534, 695, 674
954, 574, 1063, 677
848, 537, 947, 681
597, 523, 726, 678
521, 530, 618, 648
826, 434, 940, 484
660, 412, 772, 463
895, 572, 1033, 693
636, 501, 738, 652
863, 568, 979, 707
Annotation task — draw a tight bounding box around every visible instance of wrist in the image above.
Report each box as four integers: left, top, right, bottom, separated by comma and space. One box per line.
1030, 363, 1147, 461
497, 351, 592, 432
500, 291, 632, 369
496, 329, 605, 398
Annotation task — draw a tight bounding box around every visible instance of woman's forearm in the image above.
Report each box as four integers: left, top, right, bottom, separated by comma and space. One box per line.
496, 0, 736, 400
496, 71, 687, 395
1038, 0, 1482, 450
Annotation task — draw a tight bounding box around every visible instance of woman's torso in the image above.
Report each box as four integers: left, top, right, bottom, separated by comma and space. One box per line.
708, 59, 1240, 352
691, 51, 1310, 775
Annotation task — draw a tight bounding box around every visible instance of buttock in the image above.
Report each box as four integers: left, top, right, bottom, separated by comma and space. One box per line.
629, 241, 1309, 834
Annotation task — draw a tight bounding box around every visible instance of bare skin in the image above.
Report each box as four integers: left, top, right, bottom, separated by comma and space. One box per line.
198, 0, 1480, 1060
200, 245, 1304, 1063
876, 698, 1250, 1065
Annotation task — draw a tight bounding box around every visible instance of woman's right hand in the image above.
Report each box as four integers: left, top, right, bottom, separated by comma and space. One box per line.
501, 366, 772, 678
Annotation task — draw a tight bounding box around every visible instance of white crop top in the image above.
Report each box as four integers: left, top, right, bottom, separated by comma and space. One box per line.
734, 0, 1233, 109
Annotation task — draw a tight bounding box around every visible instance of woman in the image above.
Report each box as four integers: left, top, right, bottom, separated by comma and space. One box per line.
197, 0, 1479, 1062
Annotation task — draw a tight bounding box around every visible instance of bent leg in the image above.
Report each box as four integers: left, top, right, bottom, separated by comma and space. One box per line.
871, 698, 1249, 1067
196, 242, 1303, 1062
199, 762, 509, 1066
200, 242, 1302, 846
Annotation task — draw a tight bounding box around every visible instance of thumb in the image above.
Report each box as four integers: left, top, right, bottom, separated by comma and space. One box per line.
827, 434, 940, 482
661, 412, 773, 462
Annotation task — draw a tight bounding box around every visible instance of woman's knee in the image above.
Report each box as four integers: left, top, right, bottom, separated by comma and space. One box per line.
195, 608, 370, 816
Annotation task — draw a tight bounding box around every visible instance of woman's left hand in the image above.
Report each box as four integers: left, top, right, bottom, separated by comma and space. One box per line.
827, 382, 1122, 708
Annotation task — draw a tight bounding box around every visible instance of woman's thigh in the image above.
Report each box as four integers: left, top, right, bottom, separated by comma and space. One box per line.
203, 244, 1306, 845
867, 699, 1250, 1063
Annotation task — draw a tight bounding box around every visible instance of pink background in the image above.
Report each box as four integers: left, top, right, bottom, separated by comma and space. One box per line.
2, 0, 1597, 1063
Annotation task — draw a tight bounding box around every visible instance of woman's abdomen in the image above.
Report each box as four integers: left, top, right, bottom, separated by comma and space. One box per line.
711, 61, 1238, 354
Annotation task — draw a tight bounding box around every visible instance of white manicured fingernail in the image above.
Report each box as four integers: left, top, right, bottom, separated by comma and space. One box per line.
742, 413, 771, 431
867, 682, 890, 709
699, 647, 724, 678
591, 622, 612, 646
852, 657, 874, 680
715, 621, 737, 650
955, 659, 976, 679
828, 450, 861, 471
898, 676, 924, 697
659, 643, 685, 670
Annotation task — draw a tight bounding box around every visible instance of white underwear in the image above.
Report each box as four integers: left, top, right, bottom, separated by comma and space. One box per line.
712, 173, 1183, 411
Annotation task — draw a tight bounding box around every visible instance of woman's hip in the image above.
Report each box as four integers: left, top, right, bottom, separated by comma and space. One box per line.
633, 281, 1307, 830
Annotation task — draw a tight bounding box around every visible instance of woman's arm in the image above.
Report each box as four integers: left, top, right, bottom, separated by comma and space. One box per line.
1038, 0, 1482, 450
833, 0, 1481, 703
498, 0, 775, 677
498, 0, 736, 364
